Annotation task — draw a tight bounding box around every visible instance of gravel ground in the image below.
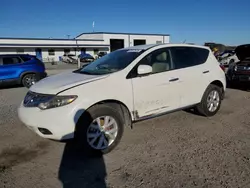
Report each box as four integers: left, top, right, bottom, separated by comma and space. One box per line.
0, 84, 250, 188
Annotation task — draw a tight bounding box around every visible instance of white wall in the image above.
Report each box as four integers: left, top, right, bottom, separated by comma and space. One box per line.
0, 33, 170, 62
76, 34, 104, 40
0, 47, 110, 62
76, 33, 170, 48
0, 38, 106, 46
102, 34, 170, 48
0, 48, 36, 55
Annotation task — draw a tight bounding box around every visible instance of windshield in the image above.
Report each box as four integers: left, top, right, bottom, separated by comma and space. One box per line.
80, 49, 144, 75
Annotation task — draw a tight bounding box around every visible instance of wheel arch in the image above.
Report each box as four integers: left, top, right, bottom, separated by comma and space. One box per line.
19, 71, 37, 84
209, 80, 225, 99
77, 99, 133, 128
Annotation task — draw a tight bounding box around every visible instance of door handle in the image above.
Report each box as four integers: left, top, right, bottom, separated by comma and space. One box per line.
203, 70, 210, 74
169, 78, 179, 82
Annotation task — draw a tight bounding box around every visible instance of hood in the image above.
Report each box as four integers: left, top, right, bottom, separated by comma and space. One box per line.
235, 44, 250, 61
30, 71, 109, 94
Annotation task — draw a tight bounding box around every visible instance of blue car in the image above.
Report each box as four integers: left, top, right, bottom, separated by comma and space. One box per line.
0, 54, 47, 88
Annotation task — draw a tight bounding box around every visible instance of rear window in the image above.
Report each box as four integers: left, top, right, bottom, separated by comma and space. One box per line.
2, 57, 22, 65
192, 47, 210, 64
170, 47, 209, 69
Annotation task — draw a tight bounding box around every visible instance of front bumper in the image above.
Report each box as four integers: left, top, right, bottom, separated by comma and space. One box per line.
18, 101, 79, 141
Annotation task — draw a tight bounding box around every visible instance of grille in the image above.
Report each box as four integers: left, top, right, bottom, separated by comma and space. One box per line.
23, 91, 54, 107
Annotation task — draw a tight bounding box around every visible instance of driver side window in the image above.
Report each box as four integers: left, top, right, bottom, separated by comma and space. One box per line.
139, 48, 172, 73
128, 48, 172, 78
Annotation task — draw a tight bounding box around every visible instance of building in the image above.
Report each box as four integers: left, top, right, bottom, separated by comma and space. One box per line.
0, 32, 170, 62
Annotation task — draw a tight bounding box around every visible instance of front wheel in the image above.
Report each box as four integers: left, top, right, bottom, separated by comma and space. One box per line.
22, 74, 37, 88
195, 84, 223, 117
75, 104, 124, 155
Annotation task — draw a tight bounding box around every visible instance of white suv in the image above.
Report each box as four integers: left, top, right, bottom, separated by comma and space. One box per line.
18, 44, 226, 154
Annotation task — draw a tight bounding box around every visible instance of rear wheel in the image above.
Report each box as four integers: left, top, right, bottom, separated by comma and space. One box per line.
195, 84, 223, 117
75, 104, 124, 155
22, 74, 37, 88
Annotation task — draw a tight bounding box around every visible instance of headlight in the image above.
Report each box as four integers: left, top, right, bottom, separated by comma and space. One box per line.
38, 95, 78, 110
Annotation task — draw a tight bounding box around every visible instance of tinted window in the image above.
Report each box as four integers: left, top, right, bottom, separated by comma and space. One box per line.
170, 47, 209, 69
2, 57, 21, 65
127, 48, 172, 78
192, 47, 209, 64
21, 56, 32, 62
138, 48, 172, 73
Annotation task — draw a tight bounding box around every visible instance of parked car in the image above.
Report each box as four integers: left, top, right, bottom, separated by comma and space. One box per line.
227, 44, 250, 86
0, 54, 47, 88
18, 44, 226, 155
79, 53, 95, 63
218, 51, 239, 67
97, 51, 107, 59
62, 54, 78, 64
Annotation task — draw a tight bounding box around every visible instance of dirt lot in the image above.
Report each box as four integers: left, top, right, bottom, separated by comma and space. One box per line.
0, 85, 250, 188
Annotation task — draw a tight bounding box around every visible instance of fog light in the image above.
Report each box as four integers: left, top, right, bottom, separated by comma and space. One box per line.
38, 128, 52, 135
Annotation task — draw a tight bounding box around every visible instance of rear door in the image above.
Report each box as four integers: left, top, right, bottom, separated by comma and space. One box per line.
169, 46, 210, 107
0, 56, 23, 81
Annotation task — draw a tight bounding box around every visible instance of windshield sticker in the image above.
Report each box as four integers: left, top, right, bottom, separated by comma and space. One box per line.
127, 49, 142, 53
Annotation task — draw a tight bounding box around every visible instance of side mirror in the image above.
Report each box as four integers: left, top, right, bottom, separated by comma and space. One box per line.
137, 65, 152, 75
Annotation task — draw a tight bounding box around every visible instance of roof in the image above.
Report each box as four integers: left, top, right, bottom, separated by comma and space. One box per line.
123, 44, 159, 50
121, 43, 210, 51
0, 44, 110, 47
0, 37, 104, 42
75, 32, 170, 38
0, 54, 35, 57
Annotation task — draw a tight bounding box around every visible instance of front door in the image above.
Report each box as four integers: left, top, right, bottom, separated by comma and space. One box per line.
130, 48, 182, 118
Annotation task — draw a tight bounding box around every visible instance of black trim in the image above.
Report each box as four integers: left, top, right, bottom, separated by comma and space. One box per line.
0, 44, 110, 47
169, 78, 179, 82
0, 78, 19, 86
75, 32, 170, 38
0, 37, 104, 42
203, 70, 210, 74
126, 46, 209, 79
133, 104, 197, 122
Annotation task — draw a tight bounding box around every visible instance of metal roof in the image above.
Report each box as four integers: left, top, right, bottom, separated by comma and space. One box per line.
75, 32, 170, 38
0, 37, 104, 42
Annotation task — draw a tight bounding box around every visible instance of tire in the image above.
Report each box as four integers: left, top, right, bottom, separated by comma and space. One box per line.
74, 104, 124, 156
22, 74, 37, 88
195, 84, 223, 117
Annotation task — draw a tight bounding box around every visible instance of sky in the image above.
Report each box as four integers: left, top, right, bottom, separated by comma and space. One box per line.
1, 0, 250, 46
